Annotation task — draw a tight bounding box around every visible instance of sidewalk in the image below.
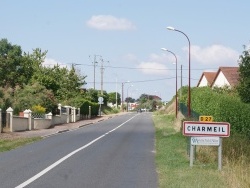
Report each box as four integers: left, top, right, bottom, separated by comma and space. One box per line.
0, 113, 123, 139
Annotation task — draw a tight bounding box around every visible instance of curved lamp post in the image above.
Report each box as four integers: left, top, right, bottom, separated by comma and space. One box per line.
161, 48, 178, 118
167, 26, 191, 117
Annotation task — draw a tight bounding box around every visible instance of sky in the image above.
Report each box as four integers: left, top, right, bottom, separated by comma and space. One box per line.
1, 0, 249, 102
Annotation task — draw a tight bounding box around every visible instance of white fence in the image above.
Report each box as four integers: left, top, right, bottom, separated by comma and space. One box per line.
1, 105, 81, 132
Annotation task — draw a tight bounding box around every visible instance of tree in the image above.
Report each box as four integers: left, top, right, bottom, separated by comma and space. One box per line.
84, 88, 99, 103
237, 45, 250, 103
0, 87, 14, 111
0, 39, 23, 88
13, 82, 58, 114
108, 92, 121, 104
0, 38, 88, 113
137, 93, 158, 111
125, 97, 135, 103
31, 64, 86, 104
0, 39, 47, 89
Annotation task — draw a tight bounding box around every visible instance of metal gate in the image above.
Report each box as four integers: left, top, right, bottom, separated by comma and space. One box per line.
1, 112, 7, 128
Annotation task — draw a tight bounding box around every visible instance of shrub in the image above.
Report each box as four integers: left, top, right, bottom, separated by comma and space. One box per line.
31, 105, 46, 114
80, 100, 99, 116
189, 87, 250, 138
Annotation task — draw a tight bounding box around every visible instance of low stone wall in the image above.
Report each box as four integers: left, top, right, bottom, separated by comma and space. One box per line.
33, 119, 51, 129
12, 116, 29, 132
76, 115, 80, 121
7, 105, 82, 132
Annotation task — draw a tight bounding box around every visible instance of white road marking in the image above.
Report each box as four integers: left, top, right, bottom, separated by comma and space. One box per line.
15, 115, 137, 188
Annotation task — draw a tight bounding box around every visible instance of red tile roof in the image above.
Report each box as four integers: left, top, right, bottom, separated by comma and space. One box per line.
212, 67, 239, 87
197, 72, 217, 87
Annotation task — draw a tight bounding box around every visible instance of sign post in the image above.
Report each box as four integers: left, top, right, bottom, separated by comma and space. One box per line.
218, 137, 222, 170
183, 119, 230, 170
191, 116, 213, 164
98, 97, 104, 116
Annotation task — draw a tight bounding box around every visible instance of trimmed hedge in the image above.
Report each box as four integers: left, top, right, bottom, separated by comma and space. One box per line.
181, 87, 250, 137
80, 100, 99, 116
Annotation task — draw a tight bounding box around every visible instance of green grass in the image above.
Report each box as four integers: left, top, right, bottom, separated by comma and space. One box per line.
153, 113, 227, 188
102, 106, 120, 115
0, 137, 42, 152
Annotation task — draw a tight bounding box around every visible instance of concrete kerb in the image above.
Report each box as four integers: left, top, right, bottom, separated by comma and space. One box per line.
41, 121, 101, 138
41, 113, 121, 138
0, 112, 128, 139
46, 122, 95, 138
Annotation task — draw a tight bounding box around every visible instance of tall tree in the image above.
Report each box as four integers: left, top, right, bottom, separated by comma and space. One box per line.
108, 92, 121, 104
0, 39, 23, 88
31, 64, 86, 103
237, 45, 250, 103
0, 39, 47, 88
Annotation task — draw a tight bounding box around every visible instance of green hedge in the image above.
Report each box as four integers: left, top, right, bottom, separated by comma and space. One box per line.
80, 100, 99, 116
180, 87, 250, 137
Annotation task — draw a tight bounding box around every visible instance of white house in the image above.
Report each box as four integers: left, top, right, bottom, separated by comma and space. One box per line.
197, 72, 217, 87
197, 67, 239, 89
211, 67, 239, 88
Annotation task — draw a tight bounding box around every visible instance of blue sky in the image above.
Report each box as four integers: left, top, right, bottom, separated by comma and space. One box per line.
1, 1, 249, 101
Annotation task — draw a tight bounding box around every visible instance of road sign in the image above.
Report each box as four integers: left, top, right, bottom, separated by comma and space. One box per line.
183, 121, 230, 137
98, 97, 104, 104
191, 136, 220, 146
199, 116, 213, 122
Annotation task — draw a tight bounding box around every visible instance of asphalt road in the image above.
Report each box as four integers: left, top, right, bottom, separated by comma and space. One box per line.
0, 112, 157, 188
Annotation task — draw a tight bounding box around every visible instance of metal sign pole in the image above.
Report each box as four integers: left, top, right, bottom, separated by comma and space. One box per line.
99, 104, 102, 116
190, 144, 194, 167
218, 138, 222, 170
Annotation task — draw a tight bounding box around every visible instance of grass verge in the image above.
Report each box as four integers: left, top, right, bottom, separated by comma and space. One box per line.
0, 137, 42, 153
153, 112, 227, 188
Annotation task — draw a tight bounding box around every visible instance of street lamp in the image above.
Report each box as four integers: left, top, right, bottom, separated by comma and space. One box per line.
161, 48, 178, 118
167, 26, 191, 117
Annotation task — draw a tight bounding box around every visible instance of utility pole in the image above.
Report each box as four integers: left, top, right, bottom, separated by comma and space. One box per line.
181, 64, 183, 88
180, 64, 183, 99
116, 76, 118, 108
121, 82, 124, 111
90, 55, 101, 90
100, 58, 109, 95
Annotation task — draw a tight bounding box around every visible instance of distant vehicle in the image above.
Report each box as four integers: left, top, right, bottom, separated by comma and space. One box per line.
137, 108, 142, 113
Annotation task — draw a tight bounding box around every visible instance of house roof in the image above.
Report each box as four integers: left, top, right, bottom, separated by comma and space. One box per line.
212, 67, 239, 87
197, 72, 217, 87
151, 95, 162, 101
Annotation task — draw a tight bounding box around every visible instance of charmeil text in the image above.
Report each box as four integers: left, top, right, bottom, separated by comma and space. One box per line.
187, 126, 226, 133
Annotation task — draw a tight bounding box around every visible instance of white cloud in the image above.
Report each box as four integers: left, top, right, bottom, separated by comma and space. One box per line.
149, 53, 178, 64
123, 53, 138, 62
137, 62, 168, 75
190, 44, 240, 66
43, 58, 67, 68
123, 53, 173, 75
86, 15, 136, 30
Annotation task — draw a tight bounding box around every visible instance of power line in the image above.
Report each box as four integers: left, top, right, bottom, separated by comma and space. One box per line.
76, 63, 218, 71
86, 76, 199, 85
